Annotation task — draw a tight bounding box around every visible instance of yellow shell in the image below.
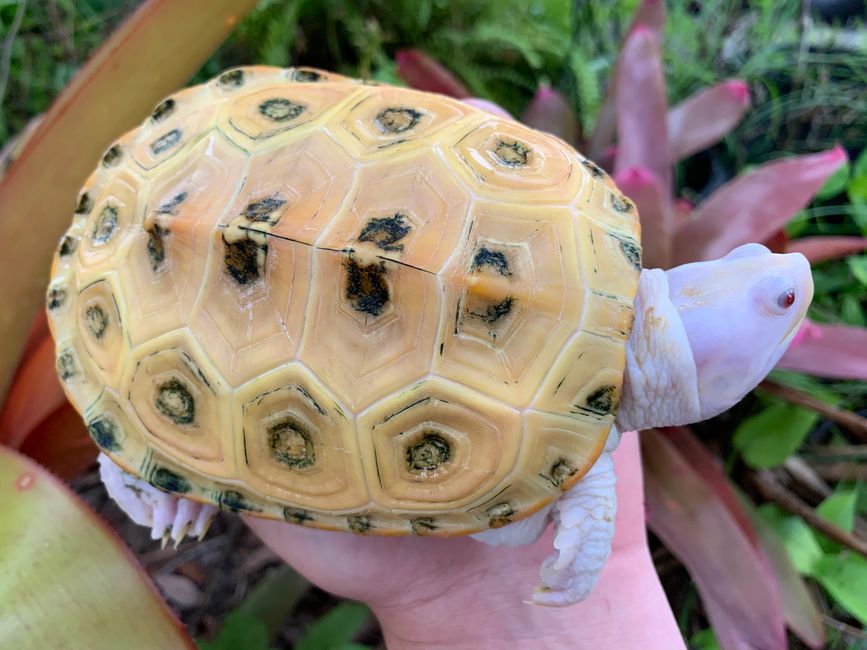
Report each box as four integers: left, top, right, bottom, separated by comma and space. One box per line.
47, 66, 641, 536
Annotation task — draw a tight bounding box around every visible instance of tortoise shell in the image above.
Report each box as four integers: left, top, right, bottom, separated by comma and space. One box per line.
47, 66, 641, 536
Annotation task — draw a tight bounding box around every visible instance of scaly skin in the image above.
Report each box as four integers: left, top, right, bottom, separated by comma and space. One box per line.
100, 243, 814, 606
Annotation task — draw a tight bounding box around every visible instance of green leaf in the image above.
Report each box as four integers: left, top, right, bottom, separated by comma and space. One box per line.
198, 611, 270, 650
0, 445, 194, 649
295, 602, 371, 650
849, 174, 867, 205
757, 504, 824, 576
733, 404, 819, 469
689, 628, 721, 650
815, 489, 858, 553
847, 256, 867, 286
854, 146, 867, 178
236, 565, 309, 640
813, 553, 867, 626
814, 160, 850, 200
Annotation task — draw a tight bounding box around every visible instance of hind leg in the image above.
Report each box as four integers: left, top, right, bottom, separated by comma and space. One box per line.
98, 453, 217, 546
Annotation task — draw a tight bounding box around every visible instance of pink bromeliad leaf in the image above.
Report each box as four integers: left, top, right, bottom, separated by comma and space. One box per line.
395, 49, 471, 98
668, 80, 751, 162
520, 86, 578, 144
0, 330, 94, 479
673, 146, 848, 264
614, 27, 671, 200
643, 428, 787, 650
787, 236, 867, 264
615, 167, 672, 268
779, 320, 867, 380
588, 0, 665, 159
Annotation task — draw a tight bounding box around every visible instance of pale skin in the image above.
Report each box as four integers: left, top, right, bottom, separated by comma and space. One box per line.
100, 242, 813, 616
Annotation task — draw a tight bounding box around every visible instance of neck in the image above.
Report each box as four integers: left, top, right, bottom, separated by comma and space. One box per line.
614, 268, 701, 432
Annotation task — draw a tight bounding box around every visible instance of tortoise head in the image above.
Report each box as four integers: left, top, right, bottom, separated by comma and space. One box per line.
665, 243, 813, 420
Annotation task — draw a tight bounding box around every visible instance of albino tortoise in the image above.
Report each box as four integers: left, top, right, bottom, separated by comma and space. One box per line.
46, 66, 812, 606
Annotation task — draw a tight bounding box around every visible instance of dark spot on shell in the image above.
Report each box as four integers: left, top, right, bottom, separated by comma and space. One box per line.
151, 98, 176, 122
47, 286, 67, 310
410, 517, 438, 535
472, 247, 511, 276
150, 128, 182, 155
56, 350, 77, 381
268, 417, 316, 469
549, 458, 577, 488
155, 378, 195, 425
293, 69, 322, 82
358, 213, 411, 252
585, 385, 617, 415
102, 144, 123, 167
345, 258, 389, 317
156, 192, 188, 215
469, 296, 514, 324
486, 502, 516, 528
218, 69, 244, 88
406, 433, 451, 472
84, 304, 109, 340
616, 237, 642, 270
75, 192, 93, 215
87, 415, 121, 452
258, 98, 306, 122
223, 232, 267, 285
493, 140, 530, 167
149, 467, 190, 494
243, 196, 287, 223
58, 235, 78, 257
611, 193, 634, 213
283, 507, 314, 524
375, 107, 423, 134
582, 159, 605, 177
146, 224, 169, 271
218, 490, 257, 512
91, 205, 118, 245
348, 514, 372, 534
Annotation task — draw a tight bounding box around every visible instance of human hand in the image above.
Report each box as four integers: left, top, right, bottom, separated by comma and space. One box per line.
247, 432, 686, 649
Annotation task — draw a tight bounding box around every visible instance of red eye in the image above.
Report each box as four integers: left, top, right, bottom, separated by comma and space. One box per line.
777, 290, 796, 309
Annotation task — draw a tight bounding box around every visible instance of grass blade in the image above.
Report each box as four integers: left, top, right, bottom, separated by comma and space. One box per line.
0, 444, 194, 648
0, 0, 258, 401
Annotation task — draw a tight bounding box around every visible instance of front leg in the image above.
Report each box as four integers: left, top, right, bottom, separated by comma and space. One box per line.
532, 450, 616, 606
97, 453, 217, 546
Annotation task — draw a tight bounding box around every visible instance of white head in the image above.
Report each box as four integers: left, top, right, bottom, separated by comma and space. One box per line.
665, 243, 813, 420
